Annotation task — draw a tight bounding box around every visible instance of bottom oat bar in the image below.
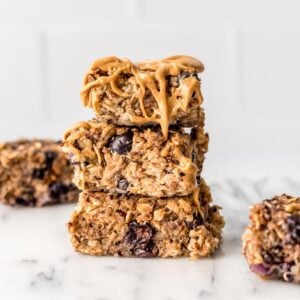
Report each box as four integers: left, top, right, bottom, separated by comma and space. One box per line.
0, 139, 79, 207
242, 195, 300, 283
68, 179, 224, 258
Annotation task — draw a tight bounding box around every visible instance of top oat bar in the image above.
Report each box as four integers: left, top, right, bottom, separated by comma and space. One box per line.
80, 55, 205, 138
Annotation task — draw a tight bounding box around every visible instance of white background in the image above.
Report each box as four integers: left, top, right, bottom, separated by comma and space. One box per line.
1, 0, 300, 178
0, 3, 300, 299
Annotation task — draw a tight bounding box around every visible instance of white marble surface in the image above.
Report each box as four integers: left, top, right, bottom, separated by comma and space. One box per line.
0, 177, 299, 300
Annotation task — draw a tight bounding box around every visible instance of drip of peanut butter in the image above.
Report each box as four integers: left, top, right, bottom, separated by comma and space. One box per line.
80, 55, 204, 139
173, 147, 200, 209
63, 121, 93, 140
173, 147, 197, 181
193, 187, 203, 218
63, 121, 114, 141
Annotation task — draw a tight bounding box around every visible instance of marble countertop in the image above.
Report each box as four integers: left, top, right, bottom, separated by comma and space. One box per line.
0, 177, 299, 300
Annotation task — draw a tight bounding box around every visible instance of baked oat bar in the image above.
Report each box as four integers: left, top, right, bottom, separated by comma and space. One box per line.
242, 195, 300, 283
62, 119, 208, 198
68, 179, 224, 258
80, 55, 205, 138
0, 139, 79, 207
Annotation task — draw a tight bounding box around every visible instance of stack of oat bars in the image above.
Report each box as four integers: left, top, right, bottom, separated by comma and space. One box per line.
62, 55, 224, 258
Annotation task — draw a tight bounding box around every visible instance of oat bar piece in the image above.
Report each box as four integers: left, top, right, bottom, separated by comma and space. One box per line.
62, 119, 208, 198
0, 139, 79, 207
81, 55, 205, 138
68, 179, 224, 258
242, 195, 300, 283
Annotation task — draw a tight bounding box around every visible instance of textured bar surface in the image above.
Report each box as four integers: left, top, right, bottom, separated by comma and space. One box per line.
68, 179, 224, 258
242, 195, 300, 283
62, 119, 208, 197
0, 139, 79, 207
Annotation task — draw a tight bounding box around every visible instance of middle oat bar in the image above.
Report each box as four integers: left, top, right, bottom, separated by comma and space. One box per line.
62, 119, 208, 198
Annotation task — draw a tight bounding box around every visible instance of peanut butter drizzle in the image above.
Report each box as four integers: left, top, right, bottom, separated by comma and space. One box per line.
173, 147, 201, 210
193, 187, 203, 218
63, 121, 115, 141
63, 121, 93, 140
80, 55, 204, 139
160, 143, 198, 200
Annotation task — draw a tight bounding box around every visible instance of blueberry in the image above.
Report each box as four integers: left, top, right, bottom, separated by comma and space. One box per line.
49, 182, 69, 198
45, 150, 57, 160
169, 124, 181, 132
287, 215, 300, 227
15, 197, 36, 207
262, 252, 273, 264
133, 241, 158, 258
291, 227, 300, 242
250, 264, 270, 276
286, 215, 300, 243
117, 178, 129, 190
186, 213, 204, 229
126, 222, 154, 244
125, 221, 157, 258
32, 168, 46, 179
209, 206, 218, 213
108, 131, 133, 154
179, 71, 200, 82
190, 127, 197, 140
263, 206, 271, 221
44, 151, 57, 169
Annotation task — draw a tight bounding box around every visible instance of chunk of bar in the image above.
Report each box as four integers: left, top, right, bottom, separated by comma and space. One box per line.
80, 55, 205, 138
62, 119, 208, 197
0, 139, 79, 207
68, 179, 224, 258
242, 195, 300, 283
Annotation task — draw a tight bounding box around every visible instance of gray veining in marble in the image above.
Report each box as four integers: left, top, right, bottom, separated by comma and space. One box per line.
0, 177, 299, 300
